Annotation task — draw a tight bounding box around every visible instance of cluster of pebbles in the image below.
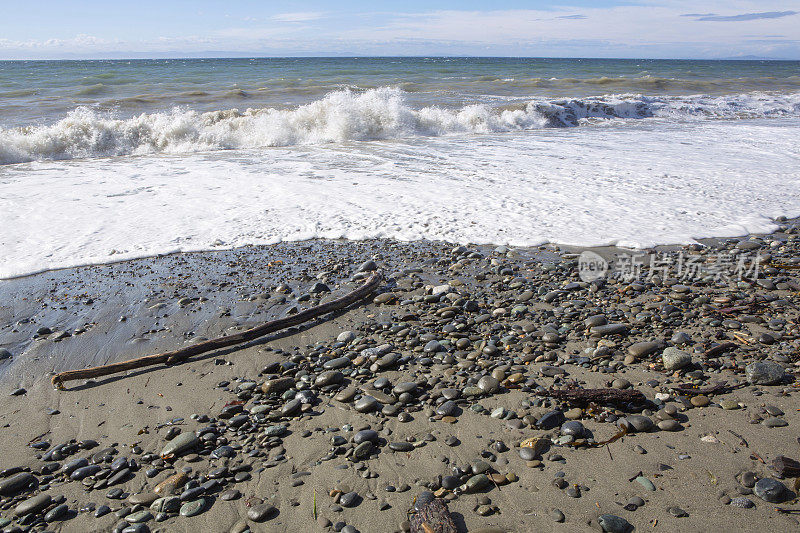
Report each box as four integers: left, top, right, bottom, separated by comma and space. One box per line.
1, 220, 800, 532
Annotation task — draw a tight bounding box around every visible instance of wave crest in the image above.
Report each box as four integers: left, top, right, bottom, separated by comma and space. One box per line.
1, 87, 799, 164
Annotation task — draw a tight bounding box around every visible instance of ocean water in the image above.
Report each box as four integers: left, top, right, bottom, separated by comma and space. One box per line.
1, 57, 799, 278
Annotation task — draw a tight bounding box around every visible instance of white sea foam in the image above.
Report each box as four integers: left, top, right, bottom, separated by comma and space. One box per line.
2, 88, 799, 164
1, 115, 799, 279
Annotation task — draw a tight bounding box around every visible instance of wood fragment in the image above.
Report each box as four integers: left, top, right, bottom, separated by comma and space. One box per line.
409, 498, 458, 533
569, 426, 629, 449
703, 342, 738, 358
51, 271, 383, 390
670, 381, 729, 396
537, 387, 647, 406
728, 429, 748, 448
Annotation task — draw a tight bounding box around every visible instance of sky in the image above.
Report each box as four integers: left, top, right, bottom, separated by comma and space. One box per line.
1, 1, 799, 59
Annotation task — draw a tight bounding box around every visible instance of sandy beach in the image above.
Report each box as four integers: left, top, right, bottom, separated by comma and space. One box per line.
1, 221, 799, 532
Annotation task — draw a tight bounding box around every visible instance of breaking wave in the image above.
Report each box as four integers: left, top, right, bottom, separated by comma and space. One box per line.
2, 87, 799, 164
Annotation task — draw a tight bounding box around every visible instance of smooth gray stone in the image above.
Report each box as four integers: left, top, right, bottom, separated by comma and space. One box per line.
353, 430, 379, 444
477, 375, 500, 393
441, 476, 459, 490
590, 324, 628, 336
264, 425, 287, 437
107, 467, 131, 486
160, 432, 199, 457
150, 496, 181, 513
211, 445, 236, 459
376, 353, 399, 369
764, 417, 788, 428
628, 341, 660, 357
464, 474, 490, 492
281, 398, 302, 417
625, 415, 654, 432
14, 493, 51, 516
353, 442, 373, 460
598, 514, 632, 533
435, 400, 458, 417
247, 502, 277, 521
0, 472, 35, 496
70, 464, 101, 480
560, 421, 585, 437
323, 356, 351, 370
220, 489, 240, 501
337, 331, 356, 343
179, 497, 208, 517
62, 458, 88, 475
44, 503, 69, 522
671, 332, 692, 344
536, 410, 564, 430
754, 478, 788, 503
662, 347, 692, 371
519, 447, 537, 461
340, 491, 360, 507
315, 370, 344, 387
125, 510, 153, 523
388, 442, 414, 452
392, 382, 417, 395
354, 395, 379, 413
585, 315, 607, 327
424, 340, 444, 353
128, 492, 159, 505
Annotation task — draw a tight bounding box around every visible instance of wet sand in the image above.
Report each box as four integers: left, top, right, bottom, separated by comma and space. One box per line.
1, 225, 800, 533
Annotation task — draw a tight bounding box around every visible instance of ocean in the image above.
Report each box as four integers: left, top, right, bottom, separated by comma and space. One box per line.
1, 57, 799, 278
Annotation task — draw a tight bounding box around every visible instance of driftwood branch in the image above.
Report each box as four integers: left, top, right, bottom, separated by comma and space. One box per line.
703, 342, 738, 358
536, 387, 647, 406
669, 381, 729, 396
51, 271, 383, 390
410, 498, 459, 533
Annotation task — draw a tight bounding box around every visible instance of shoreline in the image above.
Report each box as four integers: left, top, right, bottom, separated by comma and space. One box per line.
0, 222, 799, 532
2, 213, 797, 283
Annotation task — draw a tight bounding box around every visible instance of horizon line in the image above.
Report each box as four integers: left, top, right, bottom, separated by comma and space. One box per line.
1, 54, 798, 62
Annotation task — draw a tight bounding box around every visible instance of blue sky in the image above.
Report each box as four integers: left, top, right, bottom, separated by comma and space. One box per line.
1, 1, 799, 59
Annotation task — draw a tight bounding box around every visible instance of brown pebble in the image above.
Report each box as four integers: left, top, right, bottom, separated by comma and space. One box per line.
691, 395, 710, 407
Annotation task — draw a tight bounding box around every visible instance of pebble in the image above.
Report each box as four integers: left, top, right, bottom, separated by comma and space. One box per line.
160, 432, 199, 457
179, 498, 208, 517
0, 472, 35, 496
764, 417, 789, 427
690, 395, 710, 407
657, 419, 682, 431
340, 491, 360, 507
730, 497, 755, 508
662, 347, 692, 371
354, 396, 379, 413
628, 341, 660, 357
247, 503, 277, 521
625, 415, 654, 433
560, 420, 585, 437
14, 493, 52, 516
598, 514, 632, 533
635, 476, 656, 491
745, 361, 785, 385
753, 478, 787, 503
436, 400, 458, 417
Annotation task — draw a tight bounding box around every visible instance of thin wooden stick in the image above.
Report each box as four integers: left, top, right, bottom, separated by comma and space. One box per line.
51, 271, 383, 390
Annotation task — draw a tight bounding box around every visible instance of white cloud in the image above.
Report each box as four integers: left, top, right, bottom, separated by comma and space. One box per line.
1, 2, 798, 59
270, 12, 326, 23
